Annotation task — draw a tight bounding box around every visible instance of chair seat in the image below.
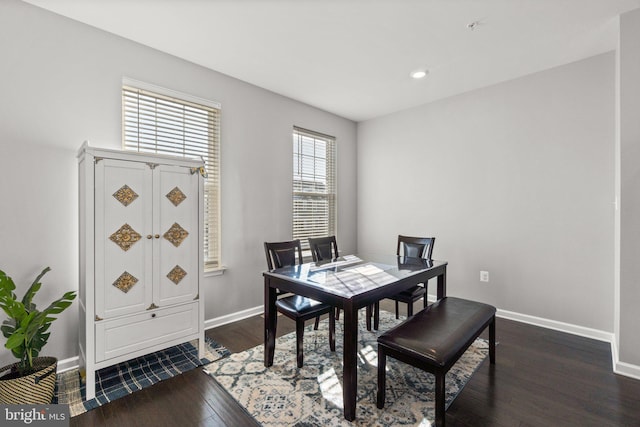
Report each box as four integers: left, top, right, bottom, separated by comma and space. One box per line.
276, 295, 332, 319
390, 285, 425, 302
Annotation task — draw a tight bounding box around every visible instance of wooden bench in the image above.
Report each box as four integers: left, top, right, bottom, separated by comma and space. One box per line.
376, 297, 496, 427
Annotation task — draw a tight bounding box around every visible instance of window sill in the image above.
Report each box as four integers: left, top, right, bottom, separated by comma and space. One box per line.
204, 267, 226, 278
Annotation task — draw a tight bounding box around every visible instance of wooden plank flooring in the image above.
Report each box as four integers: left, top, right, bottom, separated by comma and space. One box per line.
71, 301, 640, 426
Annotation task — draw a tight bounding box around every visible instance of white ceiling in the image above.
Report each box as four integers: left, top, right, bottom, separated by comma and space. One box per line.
22, 0, 640, 122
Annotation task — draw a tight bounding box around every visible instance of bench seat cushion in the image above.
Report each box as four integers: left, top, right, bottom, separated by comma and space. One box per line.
378, 297, 496, 367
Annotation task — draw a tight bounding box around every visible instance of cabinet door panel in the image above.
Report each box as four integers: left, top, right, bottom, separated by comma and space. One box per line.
95, 159, 153, 318
154, 165, 200, 307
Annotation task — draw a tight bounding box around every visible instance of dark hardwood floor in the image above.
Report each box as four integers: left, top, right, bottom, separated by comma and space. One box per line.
71, 300, 640, 426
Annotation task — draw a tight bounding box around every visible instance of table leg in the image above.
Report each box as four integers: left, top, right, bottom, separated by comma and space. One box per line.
343, 303, 358, 421
436, 266, 447, 300
264, 277, 277, 367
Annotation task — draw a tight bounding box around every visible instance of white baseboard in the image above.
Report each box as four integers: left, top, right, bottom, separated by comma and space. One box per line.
204, 305, 263, 330
611, 340, 640, 380
496, 308, 615, 343
614, 360, 640, 380
432, 295, 616, 342
57, 356, 79, 374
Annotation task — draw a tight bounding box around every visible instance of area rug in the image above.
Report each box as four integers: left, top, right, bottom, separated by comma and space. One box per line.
204, 310, 489, 426
56, 338, 230, 417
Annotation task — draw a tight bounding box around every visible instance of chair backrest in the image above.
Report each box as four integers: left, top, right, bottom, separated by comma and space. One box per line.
264, 239, 303, 270
396, 235, 435, 259
308, 236, 339, 262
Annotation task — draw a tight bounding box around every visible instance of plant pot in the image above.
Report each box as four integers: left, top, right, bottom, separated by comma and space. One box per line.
0, 357, 57, 404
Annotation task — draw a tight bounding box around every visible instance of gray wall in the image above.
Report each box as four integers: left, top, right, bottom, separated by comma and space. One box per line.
0, 0, 357, 366
619, 8, 640, 366
3, 0, 636, 373
357, 53, 615, 332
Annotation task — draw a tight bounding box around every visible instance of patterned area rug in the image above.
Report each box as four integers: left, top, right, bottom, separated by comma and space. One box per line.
204, 310, 489, 426
56, 338, 230, 417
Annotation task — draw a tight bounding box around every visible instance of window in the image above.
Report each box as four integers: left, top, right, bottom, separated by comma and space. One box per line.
122, 79, 221, 270
292, 127, 336, 250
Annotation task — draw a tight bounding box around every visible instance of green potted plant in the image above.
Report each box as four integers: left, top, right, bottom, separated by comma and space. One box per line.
0, 267, 76, 404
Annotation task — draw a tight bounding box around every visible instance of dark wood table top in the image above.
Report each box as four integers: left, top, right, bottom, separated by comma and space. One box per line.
264, 253, 447, 305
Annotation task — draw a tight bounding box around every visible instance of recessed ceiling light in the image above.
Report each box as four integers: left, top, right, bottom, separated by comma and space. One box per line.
410, 70, 428, 79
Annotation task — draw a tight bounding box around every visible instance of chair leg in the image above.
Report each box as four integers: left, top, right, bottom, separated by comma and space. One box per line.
407, 300, 413, 317
376, 346, 387, 408
329, 309, 336, 352
489, 316, 496, 364
395, 301, 399, 319
373, 301, 380, 330
296, 319, 304, 368
435, 372, 446, 427
336, 307, 340, 320
313, 315, 320, 330
366, 305, 372, 331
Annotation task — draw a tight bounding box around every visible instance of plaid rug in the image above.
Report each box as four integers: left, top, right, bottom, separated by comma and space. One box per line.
204, 310, 489, 426
56, 338, 230, 416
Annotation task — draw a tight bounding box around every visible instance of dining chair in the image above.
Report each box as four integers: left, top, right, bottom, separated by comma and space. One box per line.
387, 235, 435, 319
264, 239, 336, 368
308, 236, 339, 264
308, 236, 343, 319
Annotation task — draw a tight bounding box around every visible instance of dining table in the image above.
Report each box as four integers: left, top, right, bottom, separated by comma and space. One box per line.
263, 253, 448, 421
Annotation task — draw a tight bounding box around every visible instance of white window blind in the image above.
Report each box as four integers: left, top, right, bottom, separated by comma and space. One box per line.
122, 82, 221, 270
293, 127, 336, 249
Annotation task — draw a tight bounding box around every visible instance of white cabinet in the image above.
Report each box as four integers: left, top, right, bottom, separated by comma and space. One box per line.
78, 142, 205, 400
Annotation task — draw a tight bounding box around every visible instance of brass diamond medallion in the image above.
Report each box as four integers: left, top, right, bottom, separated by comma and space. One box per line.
166, 187, 187, 207
163, 222, 189, 247
113, 185, 138, 207
109, 223, 142, 251
113, 271, 138, 293
167, 265, 187, 285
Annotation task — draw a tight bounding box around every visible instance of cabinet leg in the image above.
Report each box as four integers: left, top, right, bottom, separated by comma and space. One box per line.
198, 335, 206, 359
85, 368, 96, 400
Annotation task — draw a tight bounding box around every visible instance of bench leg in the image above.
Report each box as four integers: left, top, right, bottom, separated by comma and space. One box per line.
395, 301, 400, 319
376, 346, 387, 408
435, 372, 446, 427
366, 305, 372, 331
407, 300, 413, 317
489, 315, 496, 364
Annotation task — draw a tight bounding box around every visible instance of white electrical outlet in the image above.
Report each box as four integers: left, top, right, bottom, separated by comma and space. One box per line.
480, 271, 489, 282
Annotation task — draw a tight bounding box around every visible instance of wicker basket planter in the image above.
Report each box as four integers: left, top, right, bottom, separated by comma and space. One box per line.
0, 357, 57, 404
